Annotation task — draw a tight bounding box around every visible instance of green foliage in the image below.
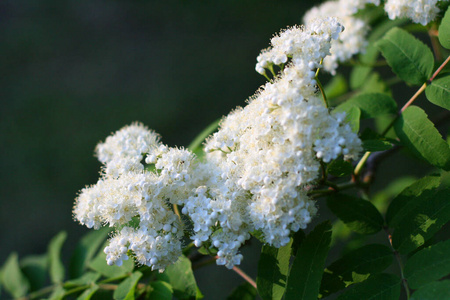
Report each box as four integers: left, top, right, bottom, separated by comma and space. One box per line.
425, 75, 450, 110
327, 194, 384, 235
257, 240, 292, 300
188, 118, 221, 157
376, 27, 434, 85
410, 280, 450, 300
70, 227, 111, 279
392, 188, 450, 254
285, 222, 332, 300
362, 139, 393, 152
404, 239, 450, 289
148, 281, 173, 300
320, 244, 393, 297
336, 273, 401, 300
157, 255, 200, 300
1, 253, 30, 298
227, 282, 257, 300
439, 7, 450, 49
88, 245, 135, 278
324, 74, 348, 99
386, 174, 441, 227
48, 231, 67, 284
394, 106, 450, 171
20, 254, 48, 292
77, 285, 99, 300
113, 271, 143, 300
327, 159, 354, 177
333, 93, 397, 119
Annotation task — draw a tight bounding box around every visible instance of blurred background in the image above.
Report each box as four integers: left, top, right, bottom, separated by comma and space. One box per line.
0, 0, 321, 297
2, 0, 449, 298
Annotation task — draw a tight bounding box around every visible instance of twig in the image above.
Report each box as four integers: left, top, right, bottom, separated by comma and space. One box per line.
232, 265, 257, 289
384, 227, 411, 299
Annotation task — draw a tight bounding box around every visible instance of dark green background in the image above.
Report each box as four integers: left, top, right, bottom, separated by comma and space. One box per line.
0, 0, 319, 297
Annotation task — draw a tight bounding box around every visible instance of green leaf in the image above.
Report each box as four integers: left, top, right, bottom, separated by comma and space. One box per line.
70, 227, 111, 279
386, 174, 441, 227
188, 118, 220, 156
376, 27, 434, 85
88, 245, 134, 278
157, 255, 199, 300
64, 272, 101, 288
1, 253, 30, 298
257, 239, 292, 300
113, 271, 142, 300
20, 254, 48, 292
48, 285, 66, 300
327, 194, 384, 235
327, 159, 354, 177
404, 239, 450, 289
337, 273, 401, 300
291, 229, 306, 257
392, 188, 450, 254
394, 106, 450, 171
439, 7, 450, 49
77, 285, 99, 300
411, 280, 450, 300
320, 244, 393, 297
324, 74, 348, 99
147, 281, 173, 300
227, 282, 257, 300
346, 106, 361, 133
333, 93, 397, 119
425, 75, 450, 110
285, 221, 332, 300
362, 139, 393, 152
48, 231, 67, 283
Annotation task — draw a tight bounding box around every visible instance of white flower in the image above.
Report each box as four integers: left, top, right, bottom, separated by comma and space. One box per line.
303, 0, 373, 74
384, 0, 445, 25
95, 123, 161, 177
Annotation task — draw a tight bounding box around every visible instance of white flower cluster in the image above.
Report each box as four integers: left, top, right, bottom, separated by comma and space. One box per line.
201, 17, 362, 267
74, 124, 197, 272
74, 17, 363, 272
385, 0, 447, 26
303, 0, 378, 74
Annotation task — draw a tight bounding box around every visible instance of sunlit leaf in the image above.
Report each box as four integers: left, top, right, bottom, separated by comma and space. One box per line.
257, 240, 292, 300
404, 239, 450, 289
394, 106, 450, 171
425, 75, 450, 110
113, 271, 142, 300
386, 174, 441, 227
320, 244, 393, 297
147, 281, 173, 300
376, 27, 434, 85
285, 221, 332, 300
333, 93, 397, 119
392, 188, 450, 254
157, 255, 199, 300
